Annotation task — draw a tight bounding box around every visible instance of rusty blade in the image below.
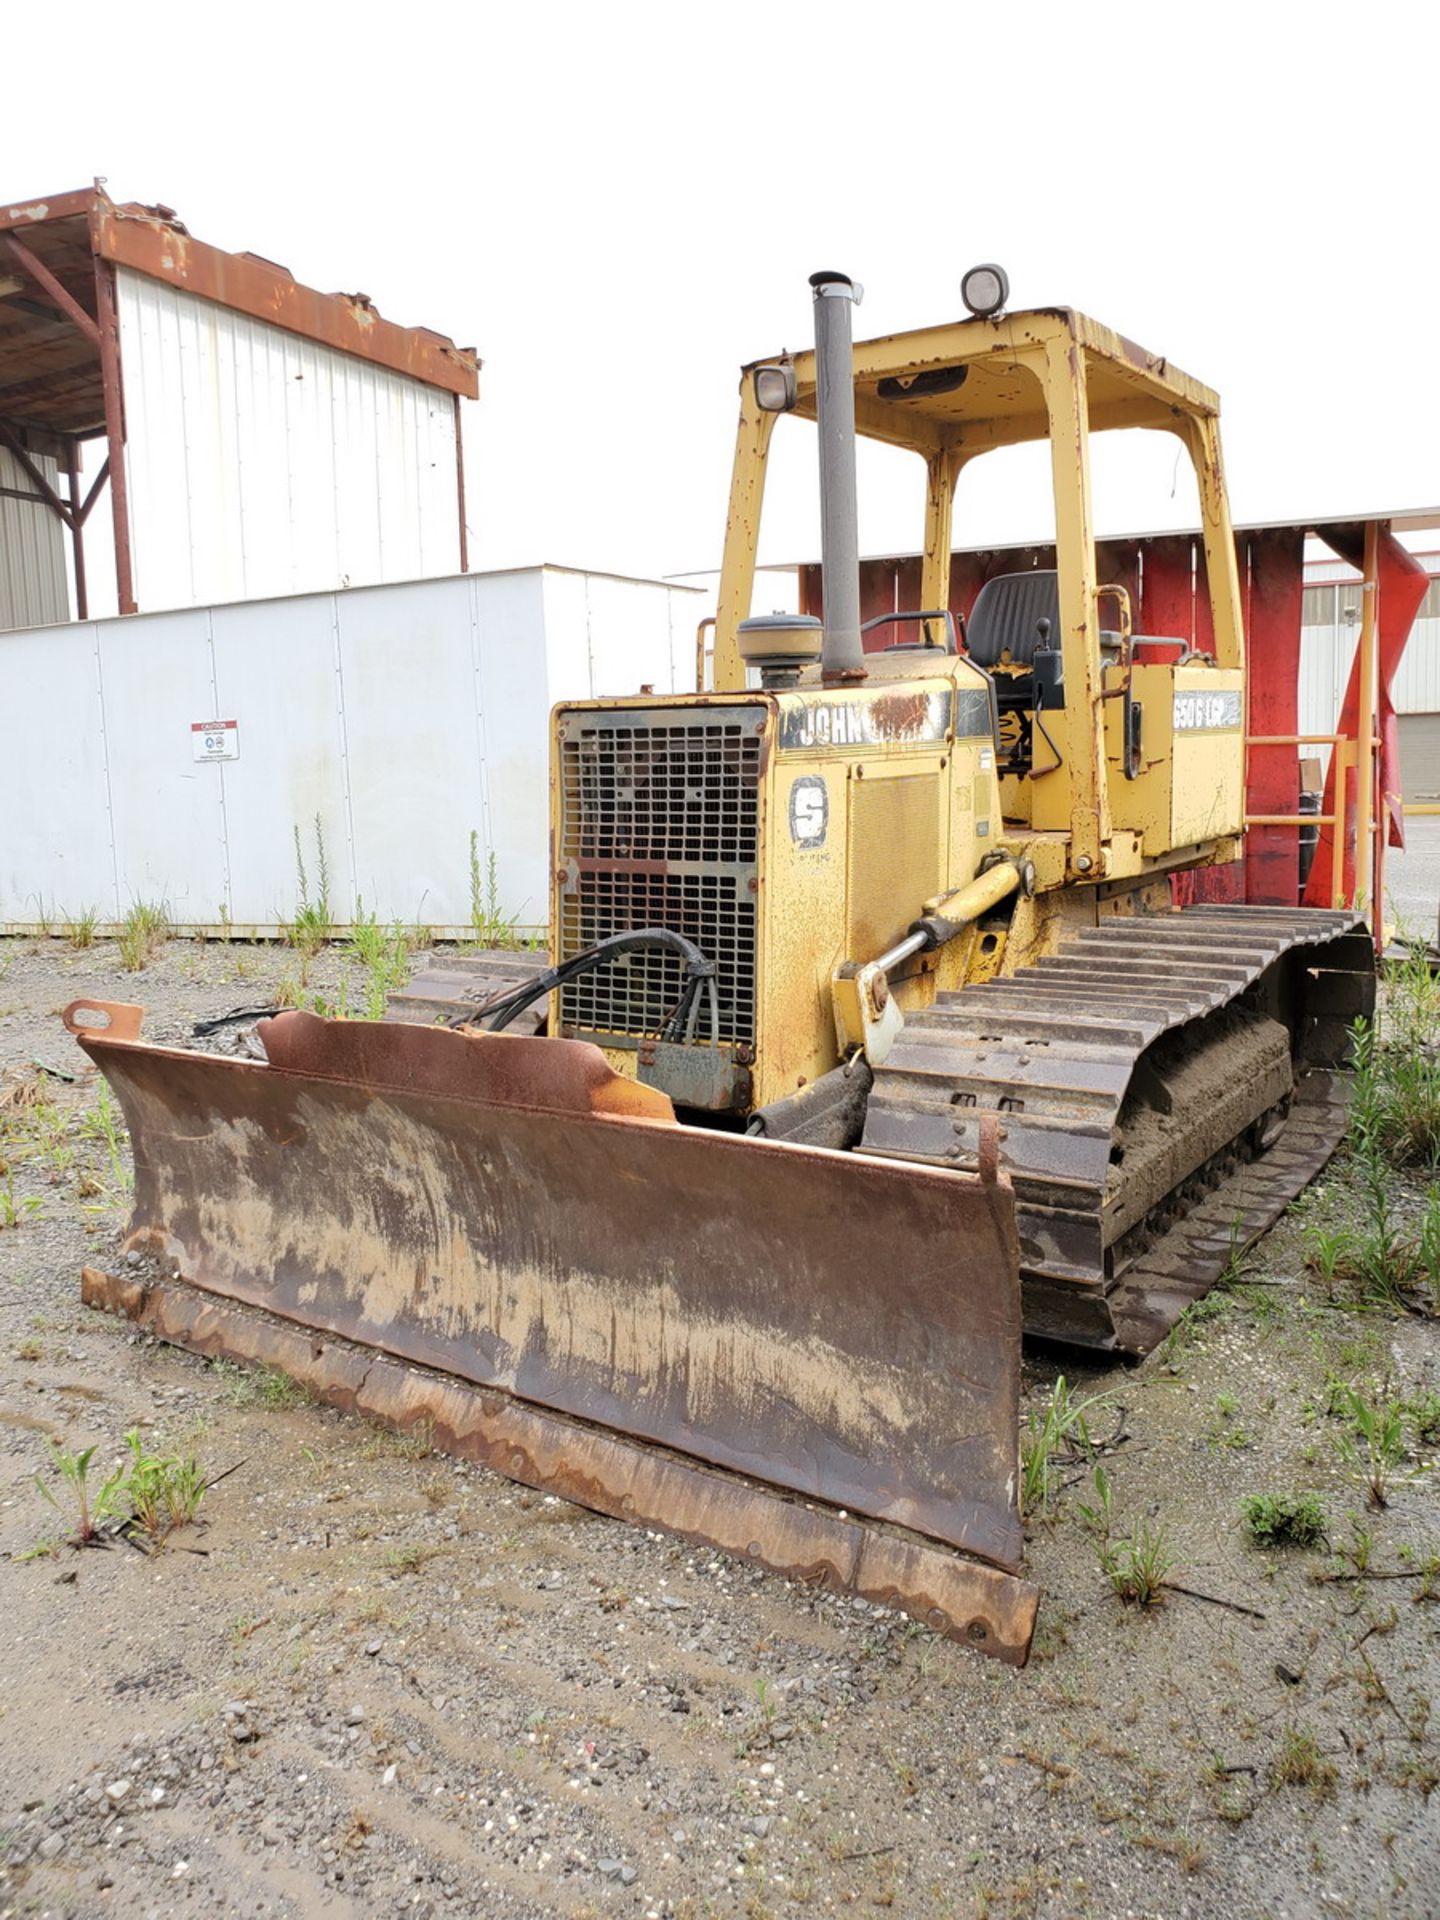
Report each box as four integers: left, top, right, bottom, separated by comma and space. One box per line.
80, 1264, 1038, 1664
74, 1009, 1024, 1575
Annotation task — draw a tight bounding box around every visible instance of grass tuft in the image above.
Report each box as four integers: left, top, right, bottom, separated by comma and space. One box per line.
1271, 1726, 1338, 1795
118, 899, 172, 972
64, 906, 99, 950
1100, 1520, 1175, 1606
1020, 1376, 1113, 1518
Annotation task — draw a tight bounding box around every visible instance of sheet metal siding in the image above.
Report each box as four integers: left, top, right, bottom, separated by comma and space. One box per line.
115, 268, 461, 612
0, 445, 69, 630
0, 569, 698, 934
1299, 584, 1440, 745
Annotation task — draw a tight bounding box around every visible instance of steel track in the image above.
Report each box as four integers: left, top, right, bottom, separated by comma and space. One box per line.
860, 906, 1374, 1350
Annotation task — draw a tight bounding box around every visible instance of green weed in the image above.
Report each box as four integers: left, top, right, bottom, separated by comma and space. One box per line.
469, 832, 521, 948
1100, 1520, 1175, 1607
1331, 1383, 1413, 1509
1402, 1387, 1440, 1446
1331, 1515, 1376, 1575
1305, 1224, 1353, 1289
78, 1083, 132, 1196
348, 905, 412, 1020
118, 899, 173, 972
284, 816, 334, 959
0, 1178, 42, 1227
209, 1358, 310, 1410
1207, 1391, 1252, 1451
1362, 942, 1440, 1166
1021, 1376, 1113, 1517
119, 1428, 208, 1540
34, 1438, 126, 1545
1239, 1492, 1327, 1548
1075, 1463, 1114, 1540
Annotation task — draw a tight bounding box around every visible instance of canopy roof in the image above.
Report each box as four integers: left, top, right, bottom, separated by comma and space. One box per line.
750, 307, 1218, 458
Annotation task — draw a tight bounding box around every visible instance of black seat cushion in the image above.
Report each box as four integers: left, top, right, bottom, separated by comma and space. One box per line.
966, 571, 1059, 668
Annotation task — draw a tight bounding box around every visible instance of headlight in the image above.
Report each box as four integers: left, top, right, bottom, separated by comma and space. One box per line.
961, 263, 1010, 319
753, 363, 797, 412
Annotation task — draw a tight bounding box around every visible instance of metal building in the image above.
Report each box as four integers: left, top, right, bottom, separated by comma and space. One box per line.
0, 184, 478, 627
1302, 553, 1440, 804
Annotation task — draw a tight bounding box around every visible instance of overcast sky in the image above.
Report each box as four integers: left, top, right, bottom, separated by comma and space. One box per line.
11, 1, 1439, 590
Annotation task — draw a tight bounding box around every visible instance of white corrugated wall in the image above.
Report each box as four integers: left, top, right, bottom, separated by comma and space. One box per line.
1299, 580, 1440, 737
114, 268, 461, 612
0, 444, 69, 630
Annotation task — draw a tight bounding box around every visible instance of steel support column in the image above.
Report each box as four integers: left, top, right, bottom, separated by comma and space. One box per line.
64, 436, 88, 621
92, 257, 136, 615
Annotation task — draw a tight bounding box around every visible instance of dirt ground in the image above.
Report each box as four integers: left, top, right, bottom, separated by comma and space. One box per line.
1, 937, 1437, 1920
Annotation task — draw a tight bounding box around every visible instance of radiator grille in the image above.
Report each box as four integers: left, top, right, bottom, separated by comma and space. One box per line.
557, 709, 764, 1044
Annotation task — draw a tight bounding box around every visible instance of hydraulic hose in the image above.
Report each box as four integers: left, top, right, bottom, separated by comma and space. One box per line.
451, 929, 721, 1044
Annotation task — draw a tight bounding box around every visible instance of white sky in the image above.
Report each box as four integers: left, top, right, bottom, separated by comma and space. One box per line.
10, 0, 1440, 595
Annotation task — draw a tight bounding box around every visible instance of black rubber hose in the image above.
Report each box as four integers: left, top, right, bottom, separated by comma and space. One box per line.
451, 929, 718, 1036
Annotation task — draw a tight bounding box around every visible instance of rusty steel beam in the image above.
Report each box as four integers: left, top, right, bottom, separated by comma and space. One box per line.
0, 417, 74, 527
64, 436, 87, 620
1, 231, 100, 345
80, 1263, 1038, 1664
92, 257, 136, 615
1, 187, 99, 235
92, 202, 480, 400
78, 454, 109, 526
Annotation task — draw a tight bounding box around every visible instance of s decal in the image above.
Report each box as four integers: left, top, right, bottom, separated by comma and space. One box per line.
788, 775, 828, 848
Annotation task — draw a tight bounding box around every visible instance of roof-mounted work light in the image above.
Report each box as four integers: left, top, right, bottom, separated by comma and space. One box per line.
753, 362, 797, 412
961, 263, 1010, 320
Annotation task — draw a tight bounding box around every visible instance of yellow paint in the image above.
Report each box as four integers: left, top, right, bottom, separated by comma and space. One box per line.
547, 293, 1257, 1117
714, 303, 1249, 892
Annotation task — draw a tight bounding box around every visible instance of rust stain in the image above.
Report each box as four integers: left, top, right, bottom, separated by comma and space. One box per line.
868, 690, 933, 740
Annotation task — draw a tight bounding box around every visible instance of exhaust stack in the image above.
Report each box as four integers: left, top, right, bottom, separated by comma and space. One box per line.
809, 271, 866, 683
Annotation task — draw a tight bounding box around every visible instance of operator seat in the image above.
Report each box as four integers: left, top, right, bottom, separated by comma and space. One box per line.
965, 571, 1060, 668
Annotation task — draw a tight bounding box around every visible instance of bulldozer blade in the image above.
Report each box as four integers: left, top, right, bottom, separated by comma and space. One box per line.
65, 1000, 1036, 1663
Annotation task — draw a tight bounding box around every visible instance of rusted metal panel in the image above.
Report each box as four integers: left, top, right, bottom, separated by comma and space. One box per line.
80, 1263, 1038, 1664
1243, 528, 1305, 905
69, 1005, 1026, 1577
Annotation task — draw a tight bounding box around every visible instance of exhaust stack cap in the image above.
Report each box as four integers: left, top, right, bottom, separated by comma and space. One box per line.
809, 269, 864, 305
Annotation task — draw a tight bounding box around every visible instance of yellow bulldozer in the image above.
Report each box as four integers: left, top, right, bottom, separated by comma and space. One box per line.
67, 269, 1373, 1665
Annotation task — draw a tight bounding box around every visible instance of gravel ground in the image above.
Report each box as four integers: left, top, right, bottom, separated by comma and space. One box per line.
1, 937, 1437, 1920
